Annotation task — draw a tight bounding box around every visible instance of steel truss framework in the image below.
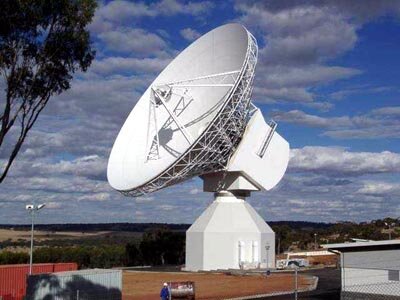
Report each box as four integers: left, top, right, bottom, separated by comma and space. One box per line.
122, 31, 258, 197
146, 70, 241, 161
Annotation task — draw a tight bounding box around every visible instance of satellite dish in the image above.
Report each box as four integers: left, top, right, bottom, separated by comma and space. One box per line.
108, 23, 290, 271
108, 23, 258, 196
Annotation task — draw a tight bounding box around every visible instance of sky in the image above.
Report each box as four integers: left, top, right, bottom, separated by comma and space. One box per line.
1, 0, 400, 224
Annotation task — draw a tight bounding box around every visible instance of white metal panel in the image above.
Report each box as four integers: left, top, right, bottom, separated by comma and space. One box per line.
227, 109, 290, 191
252, 241, 259, 263
27, 269, 122, 300
344, 250, 400, 270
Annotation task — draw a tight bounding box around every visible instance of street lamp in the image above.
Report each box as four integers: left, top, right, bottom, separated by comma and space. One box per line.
265, 244, 270, 269
26, 203, 45, 274
384, 222, 395, 240
314, 233, 318, 250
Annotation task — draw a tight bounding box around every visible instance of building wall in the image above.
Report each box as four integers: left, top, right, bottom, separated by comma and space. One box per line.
341, 250, 400, 297
185, 197, 275, 271
26, 269, 122, 300
260, 232, 275, 269
343, 250, 400, 269
185, 232, 204, 271
203, 232, 261, 270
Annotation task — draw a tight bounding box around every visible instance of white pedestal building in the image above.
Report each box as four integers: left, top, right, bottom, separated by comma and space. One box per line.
186, 191, 275, 271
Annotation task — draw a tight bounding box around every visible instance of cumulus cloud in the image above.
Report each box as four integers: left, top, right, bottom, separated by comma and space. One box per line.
91, 57, 171, 75
371, 106, 400, 116
234, 1, 364, 104
330, 86, 394, 100
98, 28, 168, 56
357, 181, 400, 196
98, 0, 214, 20
1, 1, 399, 224
290, 146, 400, 176
89, 0, 214, 34
272, 107, 400, 139
180, 28, 201, 41
234, 1, 400, 104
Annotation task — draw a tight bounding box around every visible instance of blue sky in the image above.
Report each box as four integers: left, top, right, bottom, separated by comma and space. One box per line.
1, 0, 400, 224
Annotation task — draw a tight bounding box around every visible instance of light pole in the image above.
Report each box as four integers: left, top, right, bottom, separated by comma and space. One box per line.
26, 203, 45, 275
265, 244, 270, 269
314, 233, 317, 250
384, 222, 395, 240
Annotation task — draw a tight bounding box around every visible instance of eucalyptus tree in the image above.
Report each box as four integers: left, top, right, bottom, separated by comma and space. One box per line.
0, 0, 96, 182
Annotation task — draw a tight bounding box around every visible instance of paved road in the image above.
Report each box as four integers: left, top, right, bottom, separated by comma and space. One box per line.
261, 267, 341, 300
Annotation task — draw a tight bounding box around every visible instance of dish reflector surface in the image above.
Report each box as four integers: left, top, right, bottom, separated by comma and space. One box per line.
108, 24, 258, 196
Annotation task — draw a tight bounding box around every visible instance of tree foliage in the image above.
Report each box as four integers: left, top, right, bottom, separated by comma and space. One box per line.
139, 229, 185, 265
0, 0, 96, 182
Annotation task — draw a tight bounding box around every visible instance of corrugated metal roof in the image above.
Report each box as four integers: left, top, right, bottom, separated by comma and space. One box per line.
322, 239, 400, 251
52, 268, 121, 275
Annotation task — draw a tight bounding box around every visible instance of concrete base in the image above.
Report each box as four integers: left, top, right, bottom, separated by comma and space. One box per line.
185, 191, 275, 271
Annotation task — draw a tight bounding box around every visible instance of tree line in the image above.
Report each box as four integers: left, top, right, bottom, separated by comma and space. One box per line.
1, 218, 398, 267
0, 229, 185, 268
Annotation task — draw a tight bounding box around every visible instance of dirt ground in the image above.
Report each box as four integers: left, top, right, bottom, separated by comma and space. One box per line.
123, 271, 314, 300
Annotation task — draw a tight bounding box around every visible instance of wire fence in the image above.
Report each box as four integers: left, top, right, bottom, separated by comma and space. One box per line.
224, 269, 319, 300
341, 267, 400, 300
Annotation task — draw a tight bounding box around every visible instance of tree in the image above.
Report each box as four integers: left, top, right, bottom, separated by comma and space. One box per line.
139, 229, 185, 265
0, 0, 96, 182
125, 242, 143, 266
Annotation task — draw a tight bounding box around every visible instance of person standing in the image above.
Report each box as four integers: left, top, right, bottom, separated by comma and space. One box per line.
160, 282, 170, 300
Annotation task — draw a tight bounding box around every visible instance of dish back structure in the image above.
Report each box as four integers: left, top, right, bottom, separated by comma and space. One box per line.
108, 25, 257, 196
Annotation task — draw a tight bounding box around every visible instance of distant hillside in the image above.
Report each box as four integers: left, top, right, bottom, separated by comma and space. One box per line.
0, 222, 190, 232
0, 221, 333, 232
269, 221, 334, 230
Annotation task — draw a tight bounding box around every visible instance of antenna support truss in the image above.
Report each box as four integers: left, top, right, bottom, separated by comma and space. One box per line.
125, 31, 258, 196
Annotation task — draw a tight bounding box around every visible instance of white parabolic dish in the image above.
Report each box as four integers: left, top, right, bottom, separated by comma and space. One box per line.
108, 23, 258, 196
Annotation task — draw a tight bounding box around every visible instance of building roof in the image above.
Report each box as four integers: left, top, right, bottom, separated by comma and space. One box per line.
322, 239, 400, 252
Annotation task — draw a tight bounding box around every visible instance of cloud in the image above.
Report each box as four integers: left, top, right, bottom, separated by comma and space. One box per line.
46, 202, 63, 209
252, 65, 361, 104
272, 110, 352, 128
180, 28, 201, 41
357, 181, 400, 196
290, 146, 400, 176
330, 86, 394, 100
262, 66, 361, 88
254, 87, 314, 103
1, 1, 399, 225
371, 106, 400, 116
234, 1, 371, 104
272, 107, 400, 139
98, 28, 168, 56
91, 0, 214, 27
91, 57, 171, 75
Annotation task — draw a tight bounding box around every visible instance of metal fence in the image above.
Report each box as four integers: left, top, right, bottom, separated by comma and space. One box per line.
225, 269, 318, 300
341, 267, 400, 300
